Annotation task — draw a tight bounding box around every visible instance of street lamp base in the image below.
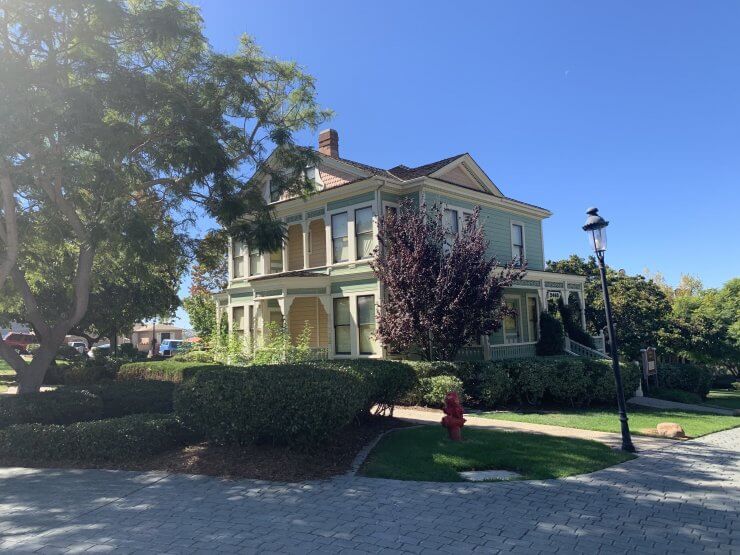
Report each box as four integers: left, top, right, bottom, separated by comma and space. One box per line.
621, 441, 636, 453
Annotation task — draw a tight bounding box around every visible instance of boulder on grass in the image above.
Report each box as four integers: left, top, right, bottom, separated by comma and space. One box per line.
656, 422, 686, 438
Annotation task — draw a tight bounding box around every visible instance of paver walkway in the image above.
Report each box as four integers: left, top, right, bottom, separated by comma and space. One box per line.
1, 427, 738, 553
393, 406, 677, 451
628, 395, 738, 416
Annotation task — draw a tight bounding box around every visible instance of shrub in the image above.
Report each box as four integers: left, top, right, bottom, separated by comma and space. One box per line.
0, 414, 193, 463
172, 350, 213, 363
479, 364, 514, 408
118, 361, 221, 383
420, 375, 464, 408
76, 382, 175, 418
252, 322, 313, 365
536, 312, 564, 356
174, 364, 369, 446
118, 343, 137, 358
317, 359, 417, 413
0, 389, 103, 428
57, 344, 84, 360
63, 363, 117, 385
658, 363, 713, 399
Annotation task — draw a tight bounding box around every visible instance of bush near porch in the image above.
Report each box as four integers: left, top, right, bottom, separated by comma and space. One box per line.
402, 357, 643, 409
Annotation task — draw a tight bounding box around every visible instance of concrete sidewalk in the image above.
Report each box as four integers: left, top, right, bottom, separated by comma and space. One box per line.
392, 406, 677, 452
629, 395, 738, 416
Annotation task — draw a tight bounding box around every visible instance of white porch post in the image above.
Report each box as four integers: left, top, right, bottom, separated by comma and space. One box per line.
319, 296, 334, 358
301, 221, 310, 269
281, 238, 289, 274
324, 215, 332, 266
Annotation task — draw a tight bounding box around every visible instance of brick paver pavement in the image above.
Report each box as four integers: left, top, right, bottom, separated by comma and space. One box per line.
0, 427, 737, 554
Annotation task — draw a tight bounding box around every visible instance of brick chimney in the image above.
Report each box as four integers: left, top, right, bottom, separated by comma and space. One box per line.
318, 128, 339, 158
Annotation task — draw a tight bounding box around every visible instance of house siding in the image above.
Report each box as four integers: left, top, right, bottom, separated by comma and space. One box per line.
423, 191, 545, 271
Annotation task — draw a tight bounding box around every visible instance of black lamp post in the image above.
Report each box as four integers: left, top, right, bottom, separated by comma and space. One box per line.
583, 207, 636, 453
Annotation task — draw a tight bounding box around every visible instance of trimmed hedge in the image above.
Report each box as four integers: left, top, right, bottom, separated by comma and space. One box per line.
75, 382, 175, 418
175, 364, 369, 446
172, 350, 214, 363
0, 389, 103, 428
401, 357, 641, 409
0, 414, 193, 463
315, 359, 416, 413
658, 363, 713, 399
118, 361, 221, 383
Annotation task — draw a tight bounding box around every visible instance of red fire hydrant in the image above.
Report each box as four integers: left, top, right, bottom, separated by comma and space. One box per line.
441, 391, 466, 441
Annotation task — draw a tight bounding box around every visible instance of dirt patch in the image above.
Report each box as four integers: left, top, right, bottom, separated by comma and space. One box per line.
0, 416, 411, 482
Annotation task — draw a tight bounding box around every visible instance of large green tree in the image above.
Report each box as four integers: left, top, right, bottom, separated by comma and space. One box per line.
0, 0, 329, 392
547, 255, 671, 361
661, 278, 740, 375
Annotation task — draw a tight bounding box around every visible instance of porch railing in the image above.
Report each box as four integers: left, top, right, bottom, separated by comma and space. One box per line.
591, 333, 606, 354
307, 347, 329, 361
456, 345, 484, 361
564, 336, 610, 360
490, 342, 537, 361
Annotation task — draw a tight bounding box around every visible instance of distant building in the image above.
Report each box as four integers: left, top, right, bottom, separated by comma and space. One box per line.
130, 323, 184, 353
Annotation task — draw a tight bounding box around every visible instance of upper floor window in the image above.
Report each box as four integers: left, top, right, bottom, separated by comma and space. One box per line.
332, 212, 349, 263
511, 223, 525, 265
249, 247, 260, 276
269, 179, 280, 203
443, 209, 459, 251
355, 206, 374, 259
232, 241, 245, 278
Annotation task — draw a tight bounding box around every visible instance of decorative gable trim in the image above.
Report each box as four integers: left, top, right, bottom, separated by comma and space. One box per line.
429, 154, 503, 197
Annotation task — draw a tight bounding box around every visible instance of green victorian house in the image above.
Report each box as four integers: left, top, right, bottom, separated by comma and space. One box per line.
215, 129, 600, 361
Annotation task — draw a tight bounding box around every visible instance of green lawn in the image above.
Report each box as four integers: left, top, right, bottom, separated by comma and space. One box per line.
0, 359, 15, 393
360, 425, 635, 482
481, 408, 739, 438
706, 389, 740, 411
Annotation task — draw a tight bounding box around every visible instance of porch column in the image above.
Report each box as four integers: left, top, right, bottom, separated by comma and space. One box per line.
302, 221, 310, 269
578, 291, 587, 330
276, 296, 294, 332
318, 296, 334, 358
281, 238, 289, 274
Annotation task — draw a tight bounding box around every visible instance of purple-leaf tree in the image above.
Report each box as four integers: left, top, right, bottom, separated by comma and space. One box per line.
371, 199, 525, 360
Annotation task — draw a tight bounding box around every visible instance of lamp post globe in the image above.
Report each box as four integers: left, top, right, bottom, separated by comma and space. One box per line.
583, 207, 635, 453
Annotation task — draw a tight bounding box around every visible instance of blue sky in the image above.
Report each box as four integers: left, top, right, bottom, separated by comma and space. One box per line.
176, 0, 740, 327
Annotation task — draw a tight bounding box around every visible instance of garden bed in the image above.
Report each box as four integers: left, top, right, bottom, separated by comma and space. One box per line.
0, 416, 410, 482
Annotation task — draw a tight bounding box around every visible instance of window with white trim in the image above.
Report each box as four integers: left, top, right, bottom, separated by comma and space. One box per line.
333, 297, 351, 354
503, 297, 521, 344
232, 241, 245, 278
232, 306, 245, 339
331, 212, 349, 263
355, 206, 374, 259
443, 209, 459, 252
511, 223, 525, 266
357, 295, 377, 355
248, 247, 260, 276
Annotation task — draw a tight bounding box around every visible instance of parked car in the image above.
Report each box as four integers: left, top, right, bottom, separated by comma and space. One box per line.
68, 341, 87, 354
88, 344, 110, 358
160, 339, 184, 357
2, 332, 37, 354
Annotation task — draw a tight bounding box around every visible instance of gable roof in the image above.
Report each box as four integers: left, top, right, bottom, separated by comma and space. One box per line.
387, 154, 467, 180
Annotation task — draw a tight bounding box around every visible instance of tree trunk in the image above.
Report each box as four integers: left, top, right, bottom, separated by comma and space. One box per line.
14, 343, 57, 394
